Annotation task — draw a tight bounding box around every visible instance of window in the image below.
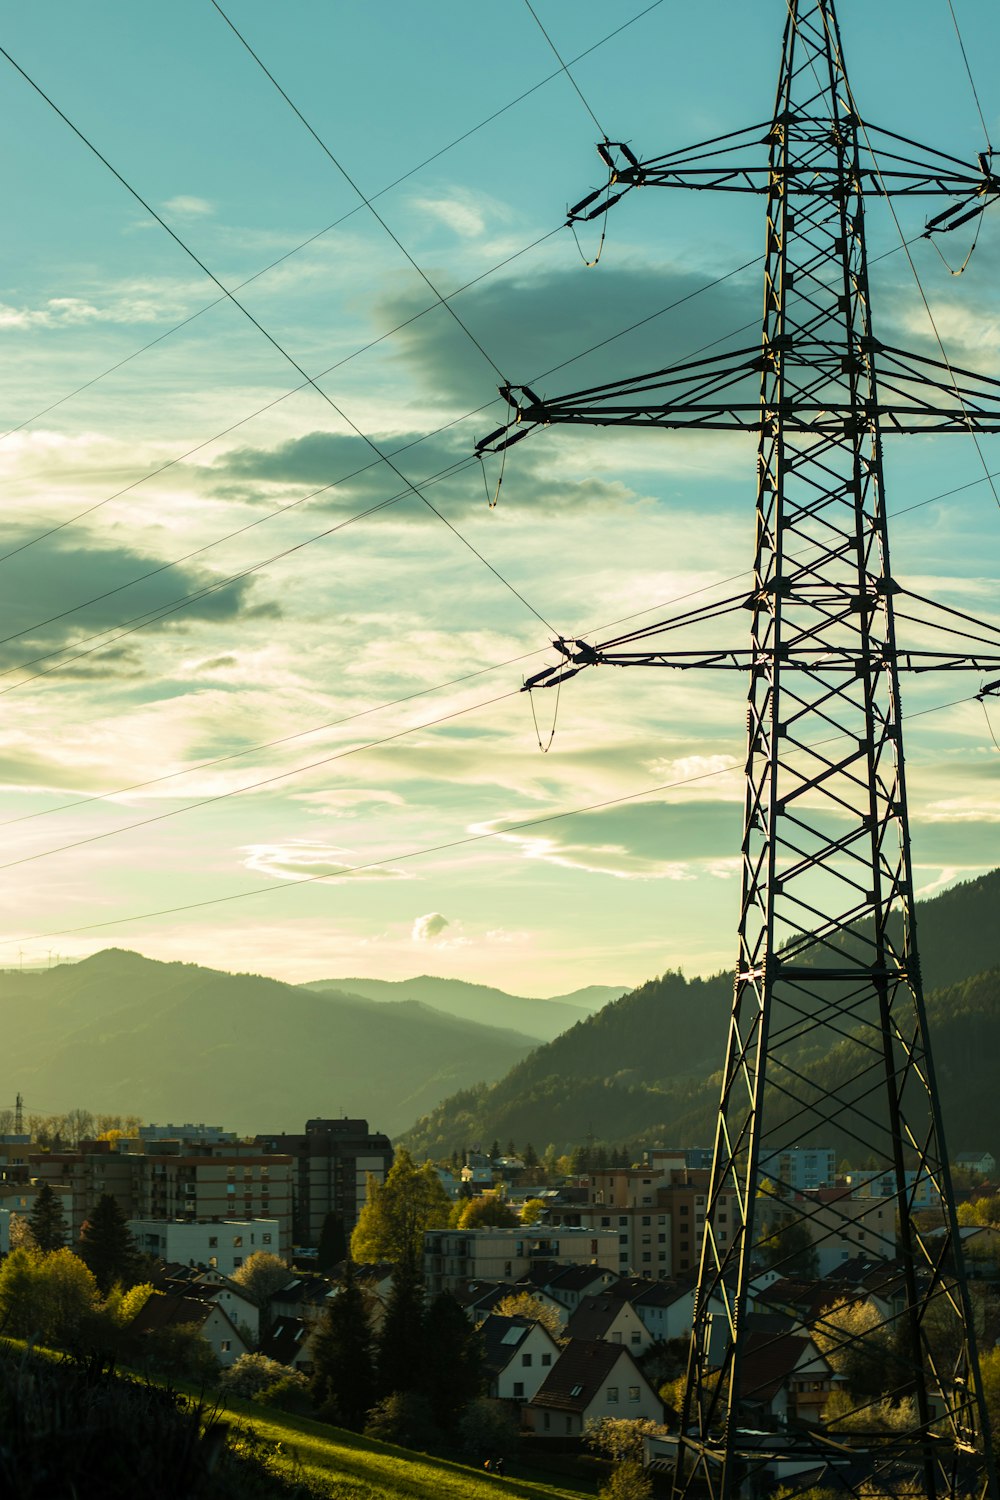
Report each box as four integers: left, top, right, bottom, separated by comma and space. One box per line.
522, 1353, 532, 1367
570, 1384, 584, 1397
513, 1381, 524, 1398
220, 1340, 231, 1353
658, 1233, 666, 1243
631, 1332, 642, 1345
209, 1237, 218, 1249
541, 1353, 552, 1367
680, 1205, 689, 1215
612, 1332, 622, 1343
607, 1387, 619, 1404
618, 1217, 627, 1227
233, 1256, 243, 1268
262, 1233, 271, 1244
601, 1216, 611, 1227
628, 1386, 641, 1403
642, 1252, 651, 1263
641, 1216, 651, 1227
543, 1412, 551, 1431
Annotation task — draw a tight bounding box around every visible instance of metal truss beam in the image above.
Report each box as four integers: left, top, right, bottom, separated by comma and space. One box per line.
482, 2, 1000, 1497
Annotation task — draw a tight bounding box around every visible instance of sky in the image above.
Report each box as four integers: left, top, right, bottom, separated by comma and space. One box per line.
0, 0, 997, 995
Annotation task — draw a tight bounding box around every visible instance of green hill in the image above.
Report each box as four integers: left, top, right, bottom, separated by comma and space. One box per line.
401, 871, 1000, 1159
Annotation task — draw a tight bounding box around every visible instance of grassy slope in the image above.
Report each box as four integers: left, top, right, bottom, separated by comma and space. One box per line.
2, 1338, 590, 1500
218, 1395, 593, 1499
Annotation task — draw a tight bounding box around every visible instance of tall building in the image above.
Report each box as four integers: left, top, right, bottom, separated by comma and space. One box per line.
255, 1117, 393, 1245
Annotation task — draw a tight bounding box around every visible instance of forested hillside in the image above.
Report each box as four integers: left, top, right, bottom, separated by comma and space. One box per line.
402, 871, 1000, 1159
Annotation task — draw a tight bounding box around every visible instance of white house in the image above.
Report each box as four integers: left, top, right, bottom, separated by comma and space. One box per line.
565, 1293, 652, 1355
524, 1339, 662, 1437
478, 1314, 563, 1402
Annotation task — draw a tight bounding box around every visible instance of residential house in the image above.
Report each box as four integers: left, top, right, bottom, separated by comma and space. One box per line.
956, 1152, 998, 1178
565, 1293, 652, 1355
542, 1263, 620, 1314
739, 1318, 836, 1427
478, 1314, 562, 1402
131, 1289, 251, 1367
524, 1339, 662, 1437
262, 1316, 313, 1371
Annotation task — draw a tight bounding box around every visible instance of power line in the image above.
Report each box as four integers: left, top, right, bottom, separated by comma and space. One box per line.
0, 687, 977, 950
0, 687, 522, 875
521, 0, 609, 141
946, 0, 993, 151
1, 454, 992, 833
0, 0, 665, 445
209, 0, 507, 384
0, 43, 557, 635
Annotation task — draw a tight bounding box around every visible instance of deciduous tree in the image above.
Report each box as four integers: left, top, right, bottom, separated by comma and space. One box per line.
454, 1193, 517, 1230
0, 1246, 99, 1344
351, 1149, 451, 1264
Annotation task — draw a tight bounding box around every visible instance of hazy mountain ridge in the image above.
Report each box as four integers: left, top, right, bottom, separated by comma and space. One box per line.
0, 950, 539, 1137
301, 974, 628, 1042
400, 871, 1000, 1158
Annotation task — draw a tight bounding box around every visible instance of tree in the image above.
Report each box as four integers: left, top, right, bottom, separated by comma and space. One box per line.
455, 1194, 517, 1230
77, 1193, 141, 1295
521, 1198, 547, 1226
457, 1396, 519, 1463
28, 1182, 68, 1253
523, 1143, 538, 1169
758, 1217, 818, 1278
230, 1251, 292, 1308
316, 1211, 347, 1272
422, 1291, 483, 1430
0, 1246, 98, 1344
494, 1291, 564, 1340
351, 1149, 451, 1264
586, 1417, 667, 1500
309, 1260, 376, 1430
377, 1247, 426, 1397
364, 1391, 437, 1449
9, 1212, 36, 1252
221, 1351, 288, 1399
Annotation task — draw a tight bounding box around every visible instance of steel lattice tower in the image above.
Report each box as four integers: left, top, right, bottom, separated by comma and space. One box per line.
478, 2, 1000, 1496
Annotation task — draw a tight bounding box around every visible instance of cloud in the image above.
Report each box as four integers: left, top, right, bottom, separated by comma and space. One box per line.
243, 841, 410, 882
0, 530, 277, 676
372, 261, 759, 410
412, 911, 450, 941
163, 195, 214, 218
470, 799, 743, 881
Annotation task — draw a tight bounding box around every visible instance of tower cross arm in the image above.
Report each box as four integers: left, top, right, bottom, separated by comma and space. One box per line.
475, 342, 1000, 454
570, 129, 1000, 230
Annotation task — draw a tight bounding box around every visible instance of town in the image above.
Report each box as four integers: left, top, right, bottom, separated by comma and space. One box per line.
3, 1112, 999, 1494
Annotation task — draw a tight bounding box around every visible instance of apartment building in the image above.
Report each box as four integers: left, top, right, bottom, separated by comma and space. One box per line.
255, 1117, 392, 1245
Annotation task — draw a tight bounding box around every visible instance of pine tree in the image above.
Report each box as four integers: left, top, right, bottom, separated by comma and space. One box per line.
28, 1183, 68, 1253
421, 1291, 483, 1430
77, 1193, 141, 1295
377, 1246, 425, 1397
316, 1211, 347, 1273
310, 1260, 375, 1429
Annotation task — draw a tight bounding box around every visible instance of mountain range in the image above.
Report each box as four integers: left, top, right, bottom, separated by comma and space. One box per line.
0, 952, 619, 1138
400, 870, 1000, 1160
300, 975, 625, 1042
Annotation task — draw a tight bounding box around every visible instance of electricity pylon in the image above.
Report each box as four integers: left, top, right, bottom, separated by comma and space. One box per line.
478, 3, 1000, 1496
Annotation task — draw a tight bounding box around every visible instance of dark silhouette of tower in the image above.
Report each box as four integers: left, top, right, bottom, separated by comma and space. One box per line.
478, 3, 1000, 1495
